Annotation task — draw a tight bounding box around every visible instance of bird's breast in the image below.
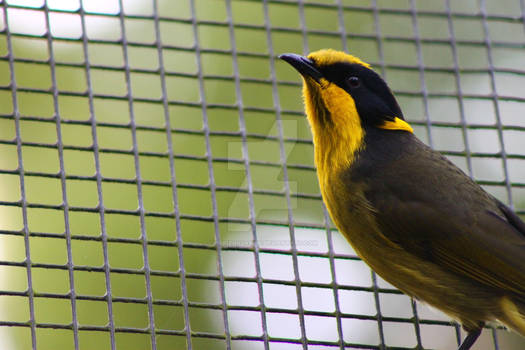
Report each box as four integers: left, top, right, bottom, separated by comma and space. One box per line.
318, 165, 394, 255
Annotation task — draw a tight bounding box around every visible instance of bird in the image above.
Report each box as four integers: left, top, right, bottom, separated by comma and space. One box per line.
279, 49, 525, 350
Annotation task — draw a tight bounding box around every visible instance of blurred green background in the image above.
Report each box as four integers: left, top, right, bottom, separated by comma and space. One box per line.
0, 0, 525, 349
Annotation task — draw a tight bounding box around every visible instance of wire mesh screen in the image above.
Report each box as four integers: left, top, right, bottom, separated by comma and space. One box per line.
0, 0, 525, 349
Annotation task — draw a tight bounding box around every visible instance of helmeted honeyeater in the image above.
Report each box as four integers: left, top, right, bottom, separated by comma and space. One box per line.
280, 49, 525, 350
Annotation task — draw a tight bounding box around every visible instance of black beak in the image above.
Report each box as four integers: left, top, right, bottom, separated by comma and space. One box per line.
279, 53, 323, 84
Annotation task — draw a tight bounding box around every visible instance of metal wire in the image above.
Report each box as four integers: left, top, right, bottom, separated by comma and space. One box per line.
0, 0, 525, 349
3, 4, 38, 349
117, 1, 157, 348
42, 3, 80, 349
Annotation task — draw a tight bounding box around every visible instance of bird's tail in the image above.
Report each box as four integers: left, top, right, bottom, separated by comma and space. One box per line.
499, 296, 525, 336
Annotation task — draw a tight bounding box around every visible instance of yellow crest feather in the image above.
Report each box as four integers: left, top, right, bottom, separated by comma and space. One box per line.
380, 117, 414, 133
307, 49, 371, 69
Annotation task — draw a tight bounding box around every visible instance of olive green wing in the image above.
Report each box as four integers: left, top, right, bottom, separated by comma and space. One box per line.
349, 132, 525, 295
371, 189, 525, 296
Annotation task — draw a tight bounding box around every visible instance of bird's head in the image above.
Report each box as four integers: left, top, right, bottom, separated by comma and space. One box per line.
280, 49, 413, 168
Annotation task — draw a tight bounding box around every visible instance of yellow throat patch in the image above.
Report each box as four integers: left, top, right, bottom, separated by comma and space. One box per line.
303, 50, 369, 173
303, 77, 364, 173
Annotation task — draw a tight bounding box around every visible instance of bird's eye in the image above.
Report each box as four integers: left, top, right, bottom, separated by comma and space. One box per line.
348, 76, 360, 88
